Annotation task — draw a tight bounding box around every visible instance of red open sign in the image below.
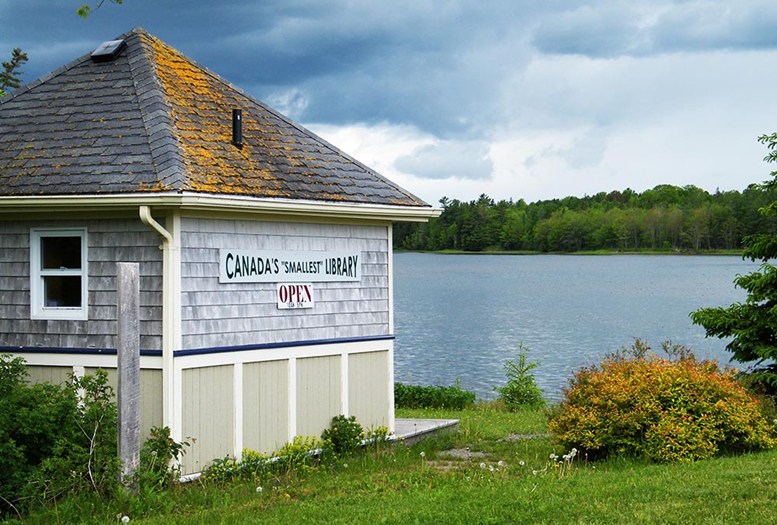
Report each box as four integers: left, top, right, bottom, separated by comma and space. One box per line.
276, 283, 314, 309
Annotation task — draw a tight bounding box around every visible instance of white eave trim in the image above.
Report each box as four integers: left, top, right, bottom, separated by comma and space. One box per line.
0, 192, 441, 222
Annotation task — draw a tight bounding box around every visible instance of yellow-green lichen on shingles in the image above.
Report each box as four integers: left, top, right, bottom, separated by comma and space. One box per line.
136, 31, 425, 206
145, 33, 289, 198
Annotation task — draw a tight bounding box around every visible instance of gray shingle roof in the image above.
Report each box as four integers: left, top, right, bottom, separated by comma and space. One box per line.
0, 28, 429, 208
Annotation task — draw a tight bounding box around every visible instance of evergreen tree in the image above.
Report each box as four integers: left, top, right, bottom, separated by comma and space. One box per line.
691, 133, 777, 391
0, 48, 28, 97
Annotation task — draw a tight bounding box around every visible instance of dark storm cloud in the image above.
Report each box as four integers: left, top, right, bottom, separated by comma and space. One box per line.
650, 3, 777, 53
531, 1, 777, 58
1, 0, 532, 137
207, 1, 539, 137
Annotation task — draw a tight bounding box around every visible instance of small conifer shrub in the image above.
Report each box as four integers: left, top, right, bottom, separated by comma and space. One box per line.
495, 343, 545, 410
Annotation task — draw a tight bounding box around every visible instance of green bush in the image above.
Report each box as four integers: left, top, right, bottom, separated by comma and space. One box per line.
0, 355, 120, 518
322, 415, 364, 457
135, 426, 190, 490
0, 355, 78, 517
548, 341, 777, 463
394, 381, 476, 409
494, 343, 545, 410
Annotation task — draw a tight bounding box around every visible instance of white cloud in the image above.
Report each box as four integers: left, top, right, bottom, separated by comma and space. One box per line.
308, 121, 434, 175
266, 88, 309, 121
395, 141, 494, 180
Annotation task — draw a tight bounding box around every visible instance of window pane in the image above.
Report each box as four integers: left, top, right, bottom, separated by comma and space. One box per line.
41, 236, 81, 269
43, 276, 82, 307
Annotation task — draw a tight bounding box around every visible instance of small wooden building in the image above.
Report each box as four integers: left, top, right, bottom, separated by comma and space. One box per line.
0, 28, 435, 473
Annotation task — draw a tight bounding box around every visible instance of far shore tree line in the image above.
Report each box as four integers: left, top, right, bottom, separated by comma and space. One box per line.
394, 184, 777, 253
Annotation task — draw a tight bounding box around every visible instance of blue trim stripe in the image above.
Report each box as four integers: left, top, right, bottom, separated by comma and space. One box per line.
0, 335, 394, 359
1, 346, 163, 357
173, 335, 395, 357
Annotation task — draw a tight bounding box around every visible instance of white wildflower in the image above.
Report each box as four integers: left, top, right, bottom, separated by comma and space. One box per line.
479, 462, 487, 469
419, 451, 426, 458
256, 486, 263, 493
121, 516, 130, 524
518, 460, 525, 467
497, 460, 507, 468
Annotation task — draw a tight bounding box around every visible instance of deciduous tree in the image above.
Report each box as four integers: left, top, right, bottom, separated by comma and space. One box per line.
76, 0, 124, 18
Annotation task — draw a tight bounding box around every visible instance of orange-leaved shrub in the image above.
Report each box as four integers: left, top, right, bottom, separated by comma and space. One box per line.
547, 341, 777, 462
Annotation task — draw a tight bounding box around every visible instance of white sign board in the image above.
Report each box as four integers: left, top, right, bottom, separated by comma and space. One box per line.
219, 249, 361, 284
276, 283, 314, 309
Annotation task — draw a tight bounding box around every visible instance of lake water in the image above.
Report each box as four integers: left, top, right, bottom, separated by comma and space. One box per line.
393, 253, 761, 401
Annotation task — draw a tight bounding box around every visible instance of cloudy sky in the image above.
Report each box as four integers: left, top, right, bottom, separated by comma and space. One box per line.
3, 0, 777, 205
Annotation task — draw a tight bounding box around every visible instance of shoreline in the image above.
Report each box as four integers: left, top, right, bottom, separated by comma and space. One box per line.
395, 249, 745, 256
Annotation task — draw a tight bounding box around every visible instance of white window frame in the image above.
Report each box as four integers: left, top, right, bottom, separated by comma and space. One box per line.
30, 228, 89, 321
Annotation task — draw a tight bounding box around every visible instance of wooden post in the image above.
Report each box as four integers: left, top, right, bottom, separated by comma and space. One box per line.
117, 262, 141, 484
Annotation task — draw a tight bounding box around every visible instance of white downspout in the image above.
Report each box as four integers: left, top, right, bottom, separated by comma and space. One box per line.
139, 205, 173, 244
139, 206, 182, 442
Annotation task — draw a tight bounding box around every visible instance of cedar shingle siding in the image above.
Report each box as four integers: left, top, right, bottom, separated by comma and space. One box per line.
0, 219, 162, 350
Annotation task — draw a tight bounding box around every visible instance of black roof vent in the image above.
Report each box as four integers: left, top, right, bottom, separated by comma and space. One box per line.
90, 39, 127, 62
232, 109, 243, 148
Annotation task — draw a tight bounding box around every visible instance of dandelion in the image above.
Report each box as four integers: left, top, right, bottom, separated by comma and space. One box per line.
549, 453, 558, 461
519, 460, 525, 467
121, 516, 130, 524
489, 465, 495, 472
479, 462, 487, 469
419, 451, 426, 458
256, 486, 263, 493
497, 460, 507, 468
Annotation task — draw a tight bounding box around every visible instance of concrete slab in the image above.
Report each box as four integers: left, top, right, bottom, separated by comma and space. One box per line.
394, 418, 459, 445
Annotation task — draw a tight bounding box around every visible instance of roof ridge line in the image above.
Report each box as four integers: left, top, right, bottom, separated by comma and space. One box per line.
129, 31, 188, 191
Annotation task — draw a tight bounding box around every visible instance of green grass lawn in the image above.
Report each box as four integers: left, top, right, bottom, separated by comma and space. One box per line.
14, 404, 777, 524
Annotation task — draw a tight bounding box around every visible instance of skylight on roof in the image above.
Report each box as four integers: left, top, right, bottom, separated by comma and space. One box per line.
90, 39, 127, 62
